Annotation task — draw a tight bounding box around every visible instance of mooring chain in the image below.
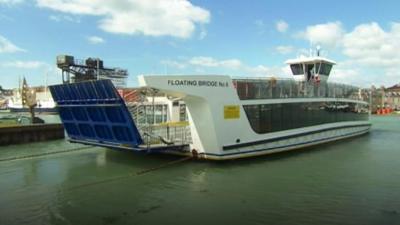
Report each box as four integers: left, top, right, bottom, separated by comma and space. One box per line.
66, 156, 193, 191
0, 145, 194, 190
0, 146, 94, 162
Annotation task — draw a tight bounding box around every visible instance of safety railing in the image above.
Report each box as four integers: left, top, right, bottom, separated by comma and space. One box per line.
140, 122, 192, 146
127, 101, 191, 147
233, 78, 369, 101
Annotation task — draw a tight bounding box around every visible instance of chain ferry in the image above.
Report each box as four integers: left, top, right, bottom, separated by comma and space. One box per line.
50, 54, 371, 160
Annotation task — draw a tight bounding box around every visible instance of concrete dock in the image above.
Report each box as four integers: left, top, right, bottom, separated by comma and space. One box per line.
0, 123, 64, 146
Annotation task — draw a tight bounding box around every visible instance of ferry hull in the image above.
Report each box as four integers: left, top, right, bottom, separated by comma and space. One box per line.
199, 124, 371, 160
145, 123, 369, 160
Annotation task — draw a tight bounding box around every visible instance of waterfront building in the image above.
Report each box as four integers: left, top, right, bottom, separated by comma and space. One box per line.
369, 83, 400, 112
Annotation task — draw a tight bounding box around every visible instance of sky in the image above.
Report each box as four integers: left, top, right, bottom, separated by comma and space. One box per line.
0, 0, 399, 89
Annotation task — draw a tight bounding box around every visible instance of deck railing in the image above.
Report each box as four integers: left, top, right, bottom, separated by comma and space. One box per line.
127, 102, 192, 146
233, 78, 369, 101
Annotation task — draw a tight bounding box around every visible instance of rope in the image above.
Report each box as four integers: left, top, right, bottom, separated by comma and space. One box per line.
0, 146, 94, 162
67, 156, 193, 191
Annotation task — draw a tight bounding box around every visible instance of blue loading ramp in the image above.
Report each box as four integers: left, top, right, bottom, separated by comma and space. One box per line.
49, 80, 143, 150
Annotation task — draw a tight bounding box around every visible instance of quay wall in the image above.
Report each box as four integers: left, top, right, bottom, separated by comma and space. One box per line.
0, 124, 64, 146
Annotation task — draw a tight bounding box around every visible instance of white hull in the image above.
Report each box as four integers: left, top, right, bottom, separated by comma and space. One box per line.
202, 123, 369, 160
156, 122, 370, 160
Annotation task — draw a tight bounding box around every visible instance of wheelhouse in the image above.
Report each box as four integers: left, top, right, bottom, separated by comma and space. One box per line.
286, 57, 336, 83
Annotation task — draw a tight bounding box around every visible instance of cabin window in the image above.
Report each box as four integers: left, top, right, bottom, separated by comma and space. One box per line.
243, 102, 369, 134
305, 64, 315, 80
314, 63, 333, 75
179, 104, 187, 121
315, 62, 321, 74
320, 63, 333, 75
290, 64, 304, 75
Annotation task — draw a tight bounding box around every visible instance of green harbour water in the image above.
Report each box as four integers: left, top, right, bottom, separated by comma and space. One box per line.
0, 115, 400, 225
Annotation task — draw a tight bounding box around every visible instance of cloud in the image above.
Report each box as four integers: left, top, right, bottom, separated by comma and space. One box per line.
0, 13, 14, 21
162, 56, 289, 77
247, 65, 271, 76
188, 56, 218, 67
330, 64, 362, 85
198, 28, 207, 40
296, 21, 400, 65
299, 21, 343, 47
329, 62, 388, 87
49, 14, 80, 23
161, 60, 186, 70
1, 60, 47, 69
0, 0, 24, 5
254, 19, 265, 27
87, 36, 105, 44
189, 56, 243, 69
247, 65, 292, 77
0, 35, 25, 53
342, 22, 400, 68
276, 20, 288, 33
329, 22, 400, 87
254, 19, 267, 34
275, 45, 294, 54
36, 0, 210, 38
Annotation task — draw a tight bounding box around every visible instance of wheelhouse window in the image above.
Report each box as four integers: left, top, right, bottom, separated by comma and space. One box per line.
290, 64, 304, 75
315, 62, 333, 75
320, 63, 333, 75
315, 62, 321, 74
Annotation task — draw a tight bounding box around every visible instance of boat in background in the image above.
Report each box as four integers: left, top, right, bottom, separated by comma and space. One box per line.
50, 52, 371, 160
8, 92, 57, 114
8, 78, 57, 114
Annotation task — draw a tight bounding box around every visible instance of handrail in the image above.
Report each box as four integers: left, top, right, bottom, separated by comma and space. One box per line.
232, 78, 369, 101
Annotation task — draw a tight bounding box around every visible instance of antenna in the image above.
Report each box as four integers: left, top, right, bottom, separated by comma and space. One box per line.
309, 40, 314, 57
316, 45, 321, 56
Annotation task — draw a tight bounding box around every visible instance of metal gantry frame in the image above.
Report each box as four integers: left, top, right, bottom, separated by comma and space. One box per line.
57, 55, 128, 88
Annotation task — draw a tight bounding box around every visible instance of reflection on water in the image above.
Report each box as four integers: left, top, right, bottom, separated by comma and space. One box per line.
1, 116, 400, 225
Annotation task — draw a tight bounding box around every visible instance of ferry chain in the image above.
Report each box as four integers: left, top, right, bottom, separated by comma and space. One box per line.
0, 146, 94, 162
66, 156, 193, 191
0, 146, 193, 190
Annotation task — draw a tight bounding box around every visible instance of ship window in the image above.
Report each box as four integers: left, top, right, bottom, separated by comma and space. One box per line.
244, 105, 261, 133
305, 64, 315, 81
179, 104, 187, 121
271, 104, 282, 132
315, 62, 321, 74
243, 102, 369, 134
259, 105, 272, 133
320, 63, 333, 75
290, 64, 304, 75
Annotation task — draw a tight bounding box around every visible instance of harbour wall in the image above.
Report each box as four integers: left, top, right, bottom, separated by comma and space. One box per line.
0, 124, 64, 146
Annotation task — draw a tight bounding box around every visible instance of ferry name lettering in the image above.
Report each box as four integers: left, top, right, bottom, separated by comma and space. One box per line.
167, 80, 198, 86
167, 80, 229, 87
